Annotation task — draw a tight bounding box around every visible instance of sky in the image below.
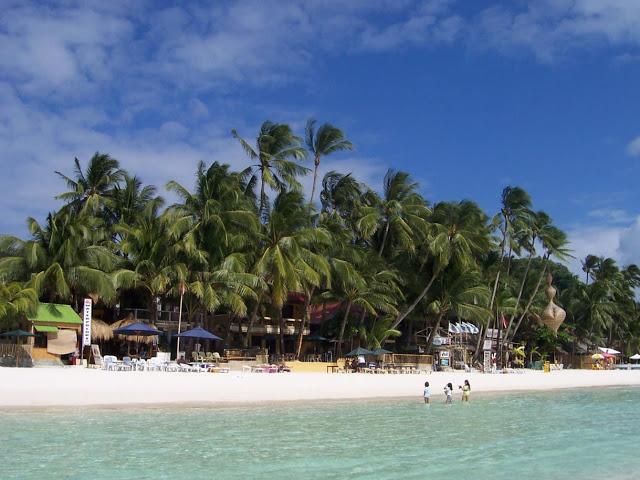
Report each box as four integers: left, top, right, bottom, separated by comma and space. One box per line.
1, 0, 640, 276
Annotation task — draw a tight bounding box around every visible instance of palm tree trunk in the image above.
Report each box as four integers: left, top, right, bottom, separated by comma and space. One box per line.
259, 168, 266, 215
509, 254, 549, 342
388, 271, 439, 334
295, 292, 312, 359
308, 154, 321, 211
378, 222, 390, 257
502, 250, 534, 344
425, 312, 445, 353
337, 300, 353, 358
243, 298, 261, 348
277, 307, 285, 356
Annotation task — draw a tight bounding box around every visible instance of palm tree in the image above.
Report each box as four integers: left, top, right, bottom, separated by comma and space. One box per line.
55, 152, 124, 217
389, 200, 490, 335
111, 174, 162, 226
508, 224, 570, 342
0, 211, 120, 307
232, 121, 308, 215
357, 170, 430, 257
581, 254, 600, 285
166, 161, 258, 264
489, 186, 532, 309
424, 270, 492, 352
254, 191, 331, 354
305, 119, 353, 209
0, 281, 38, 329
325, 257, 399, 356
115, 205, 188, 321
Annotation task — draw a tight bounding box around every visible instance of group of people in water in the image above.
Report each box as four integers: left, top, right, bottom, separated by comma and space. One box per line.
423, 380, 471, 404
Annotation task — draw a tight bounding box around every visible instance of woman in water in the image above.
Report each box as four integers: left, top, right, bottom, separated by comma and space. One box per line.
460, 379, 471, 402
444, 383, 453, 404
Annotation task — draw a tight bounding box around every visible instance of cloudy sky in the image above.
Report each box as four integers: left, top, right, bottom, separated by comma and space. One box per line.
1, 0, 640, 275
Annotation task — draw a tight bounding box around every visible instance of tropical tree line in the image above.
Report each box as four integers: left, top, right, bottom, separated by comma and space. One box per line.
1, 120, 639, 362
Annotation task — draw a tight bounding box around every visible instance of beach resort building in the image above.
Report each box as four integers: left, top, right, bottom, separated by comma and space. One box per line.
28, 303, 82, 365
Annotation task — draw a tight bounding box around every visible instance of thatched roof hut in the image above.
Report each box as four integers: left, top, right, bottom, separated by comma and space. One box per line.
91, 319, 113, 342
110, 314, 159, 344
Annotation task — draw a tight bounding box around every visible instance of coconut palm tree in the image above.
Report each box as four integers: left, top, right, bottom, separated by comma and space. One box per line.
357, 170, 430, 257
111, 174, 162, 226
254, 191, 331, 354
389, 200, 491, 335
581, 254, 600, 285
115, 205, 188, 321
305, 119, 353, 209
0, 211, 120, 307
0, 281, 38, 329
55, 152, 125, 217
232, 121, 308, 215
424, 269, 492, 352
166, 161, 258, 264
508, 224, 570, 342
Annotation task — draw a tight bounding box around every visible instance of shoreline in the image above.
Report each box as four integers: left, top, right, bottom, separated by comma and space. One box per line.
1, 367, 639, 409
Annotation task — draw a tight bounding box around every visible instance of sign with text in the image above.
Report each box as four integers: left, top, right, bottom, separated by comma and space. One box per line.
82, 298, 92, 347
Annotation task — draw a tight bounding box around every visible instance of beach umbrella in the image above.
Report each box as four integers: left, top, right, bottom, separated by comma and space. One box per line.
598, 347, 621, 355
345, 347, 373, 357
175, 327, 222, 341
306, 334, 329, 342
591, 353, 604, 360
1, 329, 35, 338
1, 329, 35, 367
629, 354, 640, 363
111, 317, 160, 345
113, 322, 162, 336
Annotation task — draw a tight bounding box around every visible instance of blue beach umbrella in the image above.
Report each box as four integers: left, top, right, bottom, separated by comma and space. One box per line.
113, 322, 162, 336
175, 327, 222, 341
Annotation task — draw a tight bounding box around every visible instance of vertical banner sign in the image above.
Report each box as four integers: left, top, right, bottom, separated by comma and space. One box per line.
82, 298, 92, 347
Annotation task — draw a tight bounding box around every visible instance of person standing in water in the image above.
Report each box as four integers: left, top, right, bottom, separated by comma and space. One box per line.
423, 381, 431, 404
460, 379, 471, 402
444, 383, 453, 404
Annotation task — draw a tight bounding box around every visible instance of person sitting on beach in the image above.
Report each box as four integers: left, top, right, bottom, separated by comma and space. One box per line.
423, 381, 431, 404
176, 356, 187, 365
444, 383, 453, 404
459, 379, 471, 402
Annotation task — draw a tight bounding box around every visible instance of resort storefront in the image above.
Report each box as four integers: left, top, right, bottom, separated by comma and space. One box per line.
29, 303, 82, 363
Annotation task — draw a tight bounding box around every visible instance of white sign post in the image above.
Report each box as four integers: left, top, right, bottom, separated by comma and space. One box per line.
82, 298, 92, 352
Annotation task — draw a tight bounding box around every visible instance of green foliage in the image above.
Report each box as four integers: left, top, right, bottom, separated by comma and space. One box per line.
2, 121, 639, 357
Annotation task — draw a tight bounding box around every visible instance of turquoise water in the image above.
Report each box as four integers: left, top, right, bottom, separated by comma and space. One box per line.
2, 387, 639, 479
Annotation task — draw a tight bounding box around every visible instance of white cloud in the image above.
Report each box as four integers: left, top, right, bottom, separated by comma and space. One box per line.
587, 208, 634, 224
566, 215, 640, 275
626, 136, 640, 156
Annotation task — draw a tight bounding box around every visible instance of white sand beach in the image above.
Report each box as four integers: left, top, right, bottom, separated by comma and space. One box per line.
1, 367, 639, 408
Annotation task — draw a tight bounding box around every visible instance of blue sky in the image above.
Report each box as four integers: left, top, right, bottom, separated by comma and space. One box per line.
1, 0, 640, 274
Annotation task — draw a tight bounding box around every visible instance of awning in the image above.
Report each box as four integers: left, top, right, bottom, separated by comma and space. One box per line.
35, 325, 58, 333
47, 329, 77, 355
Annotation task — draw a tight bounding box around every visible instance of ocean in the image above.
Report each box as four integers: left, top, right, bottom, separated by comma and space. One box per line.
2, 387, 638, 479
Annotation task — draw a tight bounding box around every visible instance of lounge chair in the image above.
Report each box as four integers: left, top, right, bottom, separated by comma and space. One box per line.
102, 355, 117, 371
119, 356, 133, 371
191, 351, 199, 362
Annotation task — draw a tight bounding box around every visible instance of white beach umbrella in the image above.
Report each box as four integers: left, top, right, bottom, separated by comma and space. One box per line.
598, 347, 621, 355
448, 323, 461, 334
629, 354, 640, 361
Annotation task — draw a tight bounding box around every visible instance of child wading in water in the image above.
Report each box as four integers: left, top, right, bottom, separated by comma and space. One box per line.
460, 379, 471, 402
444, 383, 453, 404
423, 382, 431, 404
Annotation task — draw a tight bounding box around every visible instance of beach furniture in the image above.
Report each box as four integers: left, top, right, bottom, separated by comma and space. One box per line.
102, 355, 118, 371
119, 356, 133, 371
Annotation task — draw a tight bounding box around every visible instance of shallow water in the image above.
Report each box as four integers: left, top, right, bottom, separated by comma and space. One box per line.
2, 387, 639, 479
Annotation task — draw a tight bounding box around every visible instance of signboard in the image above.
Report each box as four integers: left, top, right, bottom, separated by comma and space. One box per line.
82, 298, 92, 347
483, 339, 493, 351
439, 351, 450, 358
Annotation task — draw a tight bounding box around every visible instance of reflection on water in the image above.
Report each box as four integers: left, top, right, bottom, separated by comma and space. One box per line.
1, 387, 639, 480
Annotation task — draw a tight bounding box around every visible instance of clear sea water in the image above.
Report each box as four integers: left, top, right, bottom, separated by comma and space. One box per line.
2, 387, 639, 480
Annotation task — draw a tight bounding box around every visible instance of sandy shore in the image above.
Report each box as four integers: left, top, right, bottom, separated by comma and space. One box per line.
1, 367, 639, 408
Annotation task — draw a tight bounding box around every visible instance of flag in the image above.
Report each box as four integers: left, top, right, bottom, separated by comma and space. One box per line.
501, 314, 507, 329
